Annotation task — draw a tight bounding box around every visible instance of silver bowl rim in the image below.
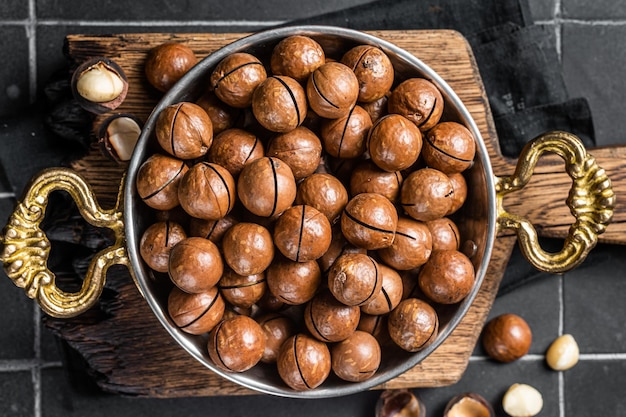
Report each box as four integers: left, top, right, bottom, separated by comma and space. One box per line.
124, 25, 497, 398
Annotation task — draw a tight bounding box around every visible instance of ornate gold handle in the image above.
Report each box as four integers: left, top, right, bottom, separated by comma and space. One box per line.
0, 168, 131, 318
496, 131, 616, 273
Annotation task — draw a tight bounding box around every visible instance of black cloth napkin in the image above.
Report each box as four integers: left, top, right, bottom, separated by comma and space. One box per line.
0, 0, 596, 295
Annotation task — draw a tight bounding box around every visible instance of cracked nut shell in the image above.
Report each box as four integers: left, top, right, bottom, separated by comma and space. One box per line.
307, 62, 359, 119
252, 75, 308, 133
423, 121, 476, 174
155, 102, 213, 160
208, 315, 266, 372
237, 157, 297, 217
341, 192, 398, 250
273, 205, 332, 262
168, 285, 225, 335
388, 77, 444, 131
139, 220, 187, 273
341, 45, 394, 103
401, 167, 454, 222
304, 289, 361, 342
210, 52, 267, 108
136, 153, 188, 211
277, 333, 331, 391
178, 162, 236, 220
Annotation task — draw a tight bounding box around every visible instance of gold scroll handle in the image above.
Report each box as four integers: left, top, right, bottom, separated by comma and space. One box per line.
496, 131, 616, 273
0, 168, 131, 318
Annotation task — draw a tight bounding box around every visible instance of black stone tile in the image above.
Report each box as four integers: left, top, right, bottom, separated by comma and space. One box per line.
0, 26, 31, 118
0, 198, 35, 360
565, 359, 626, 416
563, 244, 626, 353
563, 0, 626, 19
0, 0, 28, 20
0, 371, 34, 417
562, 24, 626, 147
417, 358, 559, 416
527, 0, 555, 21
36, 0, 374, 21
474, 267, 561, 356
36, 24, 276, 91
41, 322, 63, 363
42, 367, 380, 417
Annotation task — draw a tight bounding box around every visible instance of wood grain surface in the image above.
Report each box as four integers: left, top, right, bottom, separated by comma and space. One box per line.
43, 30, 624, 398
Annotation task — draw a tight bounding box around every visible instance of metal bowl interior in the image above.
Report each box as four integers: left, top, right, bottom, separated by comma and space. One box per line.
124, 25, 497, 398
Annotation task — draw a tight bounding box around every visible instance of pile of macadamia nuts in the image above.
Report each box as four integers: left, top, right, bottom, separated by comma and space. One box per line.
136, 35, 477, 391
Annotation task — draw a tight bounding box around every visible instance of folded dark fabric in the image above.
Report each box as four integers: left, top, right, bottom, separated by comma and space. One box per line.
290, 0, 532, 33
495, 97, 596, 157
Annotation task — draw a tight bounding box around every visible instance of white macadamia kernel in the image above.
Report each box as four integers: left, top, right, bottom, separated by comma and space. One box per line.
502, 383, 543, 417
546, 333, 579, 371
76, 62, 125, 102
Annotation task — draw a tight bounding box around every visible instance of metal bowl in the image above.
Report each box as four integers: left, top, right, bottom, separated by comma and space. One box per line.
3, 25, 613, 399
125, 25, 495, 398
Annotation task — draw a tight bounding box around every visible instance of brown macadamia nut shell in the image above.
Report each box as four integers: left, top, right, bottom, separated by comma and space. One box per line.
207, 128, 264, 177
210, 52, 267, 108
418, 250, 475, 304
378, 217, 432, 270
307, 62, 359, 119
208, 315, 266, 372
218, 268, 267, 309
237, 157, 297, 217
266, 258, 321, 305
320, 105, 373, 159
341, 192, 398, 250
388, 77, 444, 131
367, 114, 422, 172
328, 253, 382, 306
331, 330, 381, 382
155, 102, 213, 160
296, 173, 349, 225
139, 220, 187, 273
400, 168, 454, 222
252, 75, 308, 133
304, 289, 361, 342
222, 222, 275, 276
266, 126, 322, 180
482, 313, 533, 363
136, 153, 188, 211
168, 237, 224, 293
178, 162, 236, 220
341, 45, 394, 103
145, 42, 197, 93
388, 298, 439, 352
270, 35, 325, 82
273, 205, 332, 262
168, 285, 225, 335
277, 334, 331, 390
423, 121, 476, 174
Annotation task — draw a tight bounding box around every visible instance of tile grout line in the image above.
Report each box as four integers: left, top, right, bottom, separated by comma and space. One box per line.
32, 301, 43, 417
27, 0, 37, 104
558, 274, 565, 417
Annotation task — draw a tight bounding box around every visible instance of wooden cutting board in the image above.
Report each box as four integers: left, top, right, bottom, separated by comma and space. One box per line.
42, 30, 626, 397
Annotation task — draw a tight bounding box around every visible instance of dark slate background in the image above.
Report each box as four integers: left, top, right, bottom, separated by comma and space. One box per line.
1, 1, 625, 416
